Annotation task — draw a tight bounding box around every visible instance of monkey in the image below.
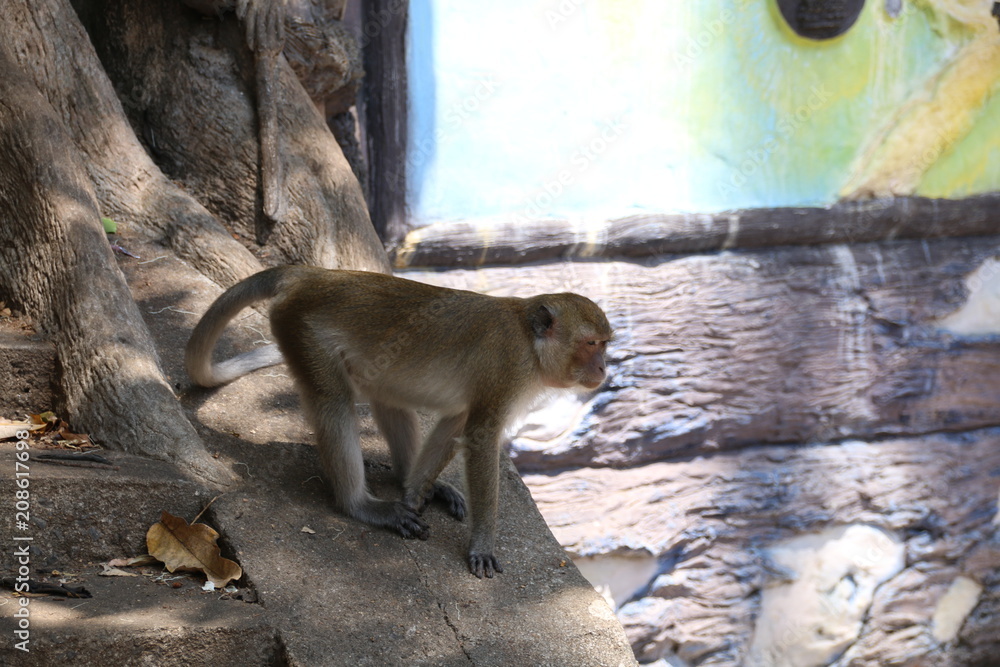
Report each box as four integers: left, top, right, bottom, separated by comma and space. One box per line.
185, 266, 612, 577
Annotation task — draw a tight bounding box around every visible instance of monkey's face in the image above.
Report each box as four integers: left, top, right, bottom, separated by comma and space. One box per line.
574, 337, 609, 389
533, 294, 612, 391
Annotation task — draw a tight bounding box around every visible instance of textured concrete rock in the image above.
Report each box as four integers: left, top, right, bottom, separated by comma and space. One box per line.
402, 234, 1000, 663
404, 236, 1000, 472
747, 525, 905, 667
524, 431, 1000, 665
0, 235, 638, 666
0, 326, 55, 418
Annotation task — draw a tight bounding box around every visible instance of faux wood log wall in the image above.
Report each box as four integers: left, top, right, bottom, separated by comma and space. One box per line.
525, 429, 1000, 666
408, 236, 1000, 472
403, 231, 1000, 665
392, 195, 1000, 269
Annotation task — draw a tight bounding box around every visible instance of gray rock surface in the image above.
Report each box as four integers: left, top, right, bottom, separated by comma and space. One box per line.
403, 238, 1000, 665
0, 238, 637, 666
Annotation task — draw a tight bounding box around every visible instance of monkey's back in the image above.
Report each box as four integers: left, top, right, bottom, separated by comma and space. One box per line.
269, 267, 540, 414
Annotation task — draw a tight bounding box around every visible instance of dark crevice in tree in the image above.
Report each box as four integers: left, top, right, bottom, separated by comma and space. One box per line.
360, 0, 409, 247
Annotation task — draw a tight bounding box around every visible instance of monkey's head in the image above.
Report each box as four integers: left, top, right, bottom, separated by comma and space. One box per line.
529, 293, 613, 391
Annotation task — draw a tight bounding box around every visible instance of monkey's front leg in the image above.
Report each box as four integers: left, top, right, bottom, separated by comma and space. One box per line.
464, 428, 503, 578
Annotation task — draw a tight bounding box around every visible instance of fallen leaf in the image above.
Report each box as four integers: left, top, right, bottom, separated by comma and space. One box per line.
0, 420, 30, 441
55, 425, 94, 448
301, 526, 316, 534
1, 577, 91, 598
101, 216, 118, 233
146, 511, 242, 589
29, 412, 58, 430
108, 555, 158, 568
100, 564, 138, 577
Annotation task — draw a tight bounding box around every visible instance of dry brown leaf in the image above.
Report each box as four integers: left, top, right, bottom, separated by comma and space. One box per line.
55, 425, 95, 448
146, 511, 243, 588
26, 412, 98, 449
29, 412, 58, 432
99, 564, 138, 577
0, 421, 29, 441
0, 419, 45, 441
107, 555, 158, 568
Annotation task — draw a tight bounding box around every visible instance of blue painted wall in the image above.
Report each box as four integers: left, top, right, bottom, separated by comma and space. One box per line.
405, 1, 1000, 226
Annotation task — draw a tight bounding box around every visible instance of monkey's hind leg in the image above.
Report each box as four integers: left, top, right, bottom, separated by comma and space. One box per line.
371, 402, 467, 521
402, 412, 468, 519
307, 389, 429, 540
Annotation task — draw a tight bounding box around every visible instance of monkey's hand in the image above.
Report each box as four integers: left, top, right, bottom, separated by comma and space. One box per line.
431, 481, 467, 521
468, 552, 503, 579
388, 502, 429, 540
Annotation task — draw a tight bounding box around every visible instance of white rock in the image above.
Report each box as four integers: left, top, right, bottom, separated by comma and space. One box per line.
747, 524, 904, 667
931, 576, 982, 643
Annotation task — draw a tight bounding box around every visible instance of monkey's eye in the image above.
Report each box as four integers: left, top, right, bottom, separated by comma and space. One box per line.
586, 341, 597, 346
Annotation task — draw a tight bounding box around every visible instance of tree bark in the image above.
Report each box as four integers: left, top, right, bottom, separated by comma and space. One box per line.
0, 0, 388, 481
361, 0, 409, 245
71, 0, 389, 274
0, 44, 230, 484
4, 0, 261, 289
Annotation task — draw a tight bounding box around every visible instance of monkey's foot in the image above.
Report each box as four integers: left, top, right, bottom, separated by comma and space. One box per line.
361, 501, 429, 540
468, 552, 503, 579
431, 481, 467, 521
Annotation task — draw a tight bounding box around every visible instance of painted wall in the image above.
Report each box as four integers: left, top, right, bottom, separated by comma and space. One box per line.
405, 0, 1000, 226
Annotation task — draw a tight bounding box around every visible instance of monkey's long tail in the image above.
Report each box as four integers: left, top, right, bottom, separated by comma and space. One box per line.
185, 267, 287, 387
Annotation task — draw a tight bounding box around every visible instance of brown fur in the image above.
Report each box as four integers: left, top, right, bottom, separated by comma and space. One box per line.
185, 266, 612, 577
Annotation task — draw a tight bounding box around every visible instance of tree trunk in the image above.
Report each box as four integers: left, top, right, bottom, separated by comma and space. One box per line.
361, 0, 410, 245
0, 44, 229, 483
71, 0, 389, 273
0, 0, 387, 481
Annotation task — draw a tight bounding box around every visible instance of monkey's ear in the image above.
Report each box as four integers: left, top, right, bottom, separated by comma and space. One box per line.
530, 304, 555, 337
